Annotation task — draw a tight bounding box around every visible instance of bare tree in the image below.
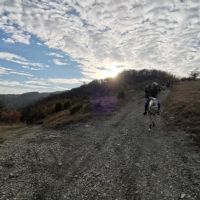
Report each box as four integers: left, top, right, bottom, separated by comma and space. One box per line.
189, 68, 200, 80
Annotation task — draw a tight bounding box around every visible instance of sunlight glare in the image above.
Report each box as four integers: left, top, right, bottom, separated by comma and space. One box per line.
98, 66, 122, 79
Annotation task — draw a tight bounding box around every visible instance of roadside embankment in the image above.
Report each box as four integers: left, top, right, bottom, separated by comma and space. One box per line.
165, 80, 200, 146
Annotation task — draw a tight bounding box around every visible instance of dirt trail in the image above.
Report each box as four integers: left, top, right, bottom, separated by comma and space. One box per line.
0, 92, 200, 200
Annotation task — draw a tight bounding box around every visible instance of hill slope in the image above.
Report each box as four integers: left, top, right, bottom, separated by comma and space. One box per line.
0, 92, 49, 110
21, 69, 176, 126
165, 80, 200, 146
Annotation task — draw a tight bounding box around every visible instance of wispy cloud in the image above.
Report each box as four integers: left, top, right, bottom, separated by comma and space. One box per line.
0, 79, 67, 94
47, 52, 64, 58
52, 58, 67, 66
2, 38, 15, 44
0, 52, 48, 69
0, 80, 22, 87
0, 66, 12, 75
2, 34, 30, 45
10, 71, 33, 77
0, 66, 33, 77
48, 78, 90, 85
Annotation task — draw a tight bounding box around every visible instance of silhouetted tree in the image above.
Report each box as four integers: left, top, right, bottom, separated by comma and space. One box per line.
189, 69, 200, 80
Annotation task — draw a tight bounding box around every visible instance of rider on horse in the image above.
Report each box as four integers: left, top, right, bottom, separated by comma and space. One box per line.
143, 82, 160, 115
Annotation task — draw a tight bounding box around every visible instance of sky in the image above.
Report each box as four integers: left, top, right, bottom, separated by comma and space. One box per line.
0, 0, 200, 94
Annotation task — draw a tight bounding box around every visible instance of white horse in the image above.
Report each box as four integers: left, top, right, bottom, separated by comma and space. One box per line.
147, 97, 160, 131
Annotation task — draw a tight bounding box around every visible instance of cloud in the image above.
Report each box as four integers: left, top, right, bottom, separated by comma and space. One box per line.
0, 0, 200, 80
2, 38, 15, 44
21, 65, 42, 71
52, 58, 67, 66
0, 66, 33, 77
0, 80, 22, 87
2, 33, 31, 45
26, 80, 50, 87
47, 52, 64, 58
0, 79, 67, 94
10, 71, 33, 77
0, 52, 27, 63
0, 66, 12, 75
22, 78, 91, 94
0, 52, 48, 68
48, 78, 90, 85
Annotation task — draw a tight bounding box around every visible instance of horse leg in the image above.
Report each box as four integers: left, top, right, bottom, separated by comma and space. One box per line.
148, 114, 152, 131
152, 120, 155, 127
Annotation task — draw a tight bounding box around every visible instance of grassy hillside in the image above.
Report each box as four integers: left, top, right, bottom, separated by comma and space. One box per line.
21, 69, 175, 128
0, 92, 49, 110
165, 80, 200, 146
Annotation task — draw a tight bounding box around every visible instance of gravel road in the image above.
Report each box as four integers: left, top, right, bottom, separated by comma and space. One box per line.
0, 92, 200, 200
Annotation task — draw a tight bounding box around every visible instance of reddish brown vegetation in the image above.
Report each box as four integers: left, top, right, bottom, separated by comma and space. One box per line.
0, 110, 21, 123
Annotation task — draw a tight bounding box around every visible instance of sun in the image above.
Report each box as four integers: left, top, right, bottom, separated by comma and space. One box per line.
98, 66, 122, 79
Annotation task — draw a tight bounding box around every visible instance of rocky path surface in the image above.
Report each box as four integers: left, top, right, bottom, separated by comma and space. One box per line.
0, 93, 200, 200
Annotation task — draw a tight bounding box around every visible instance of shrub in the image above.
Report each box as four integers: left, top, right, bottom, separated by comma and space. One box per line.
55, 103, 63, 112
0, 101, 4, 110
63, 101, 71, 109
70, 104, 82, 115
0, 110, 21, 123
82, 103, 92, 113
117, 90, 125, 99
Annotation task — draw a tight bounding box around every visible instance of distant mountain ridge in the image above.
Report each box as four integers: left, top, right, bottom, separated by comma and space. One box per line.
0, 92, 50, 110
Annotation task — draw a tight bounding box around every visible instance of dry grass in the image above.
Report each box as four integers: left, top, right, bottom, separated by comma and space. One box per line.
0, 123, 25, 132
165, 80, 200, 145
0, 123, 25, 143
43, 110, 91, 128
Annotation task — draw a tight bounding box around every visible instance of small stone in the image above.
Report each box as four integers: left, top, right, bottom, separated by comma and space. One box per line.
9, 172, 14, 178
135, 163, 140, 167
58, 162, 62, 166
180, 193, 186, 199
